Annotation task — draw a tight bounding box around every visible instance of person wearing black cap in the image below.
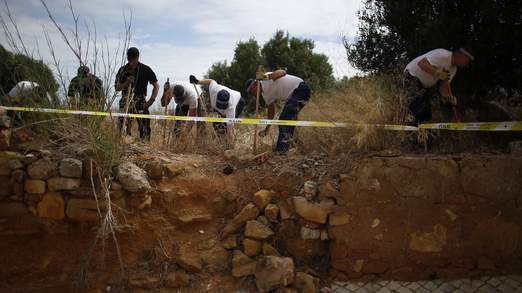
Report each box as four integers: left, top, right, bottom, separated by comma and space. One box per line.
67, 65, 103, 109
245, 70, 311, 153
115, 47, 159, 139
189, 75, 245, 145
404, 47, 474, 125
160, 82, 199, 137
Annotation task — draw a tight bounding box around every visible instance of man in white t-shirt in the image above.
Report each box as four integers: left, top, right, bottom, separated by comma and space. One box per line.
403, 47, 474, 124
3, 81, 49, 105
245, 70, 311, 153
2, 81, 50, 125
189, 75, 245, 144
161, 82, 199, 136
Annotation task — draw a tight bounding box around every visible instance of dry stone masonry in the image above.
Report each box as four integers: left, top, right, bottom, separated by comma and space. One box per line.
0, 115, 157, 233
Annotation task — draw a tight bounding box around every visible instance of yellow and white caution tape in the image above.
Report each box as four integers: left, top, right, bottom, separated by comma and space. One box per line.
420, 121, 522, 131
0, 106, 418, 131
1, 106, 521, 132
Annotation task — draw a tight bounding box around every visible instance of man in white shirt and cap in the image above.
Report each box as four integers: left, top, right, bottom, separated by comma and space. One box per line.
189, 75, 245, 145
2, 81, 50, 125
161, 82, 199, 136
3, 81, 49, 105
404, 47, 474, 125
245, 70, 311, 153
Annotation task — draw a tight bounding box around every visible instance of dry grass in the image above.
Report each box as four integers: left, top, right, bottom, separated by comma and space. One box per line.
297, 75, 411, 154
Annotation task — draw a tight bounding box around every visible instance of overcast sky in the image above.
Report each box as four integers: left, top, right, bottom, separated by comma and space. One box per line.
1, 0, 361, 106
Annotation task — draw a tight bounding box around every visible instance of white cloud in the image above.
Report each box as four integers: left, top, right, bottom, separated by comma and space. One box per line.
1, 0, 363, 107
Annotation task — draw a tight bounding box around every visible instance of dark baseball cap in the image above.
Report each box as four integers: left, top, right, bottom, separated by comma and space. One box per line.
216, 89, 230, 110
127, 47, 140, 59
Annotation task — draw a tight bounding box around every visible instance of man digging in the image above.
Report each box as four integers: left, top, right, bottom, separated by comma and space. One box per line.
404, 47, 474, 125
245, 70, 311, 154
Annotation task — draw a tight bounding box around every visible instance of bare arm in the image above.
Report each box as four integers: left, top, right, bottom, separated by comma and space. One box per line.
197, 79, 213, 86
264, 103, 276, 132
268, 70, 287, 81
439, 81, 451, 97
417, 58, 440, 76
150, 81, 159, 100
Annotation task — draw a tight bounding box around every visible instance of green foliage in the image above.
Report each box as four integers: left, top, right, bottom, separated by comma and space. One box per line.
262, 31, 334, 90
205, 31, 335, 113
346, 0, 522, 96
0, 45, 59, 105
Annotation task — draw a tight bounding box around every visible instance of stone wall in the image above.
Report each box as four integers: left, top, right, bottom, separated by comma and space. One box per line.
0, 152, 162, 236
327, 155, 522, 280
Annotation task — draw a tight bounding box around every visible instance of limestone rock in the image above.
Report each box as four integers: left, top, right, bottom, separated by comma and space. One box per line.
262, 243, 280, 256
293, 272, 319, 293
48, 177, 81, 191
66, 198, 101, 222
293, 196, 335, 224
222, 203, 260, 237
115, 162, 151, 192
37, 192, 65, 220
164, 163, 184, 178
329, 212, 350, 226
254, 190, 274, 209
300, 226, 321, 240
27, 157, 56, 180
0, 158, 22, 177
24, 179, 46, 194
243, 238, 262, 257
145, 160, 163, 180
164, 271, 191, 288
409, 224, 447, 253
232, 250, 257, 277
201, 245, 229, 272
222, 235, 238, 250
257, 215, 270, 226
302, 181, 317, 200
175, 246, 203, 273
176, 208, 212, 223
265, 204, 279, 222
128, 275, 160, 289
255, 256, 295, 292
279, 200, 294, 220
59, 158, 83, 178
319, 181, 340, 199
245, 220, 274, 240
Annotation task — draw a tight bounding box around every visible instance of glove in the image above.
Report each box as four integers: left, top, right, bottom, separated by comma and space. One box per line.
189, 75, 199, 84
435, 69, 449, 81
145, 98, 155, 109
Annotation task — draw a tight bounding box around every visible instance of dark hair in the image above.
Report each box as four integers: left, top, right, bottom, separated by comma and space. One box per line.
173, 85, 185, 103
127, 47, 140, 59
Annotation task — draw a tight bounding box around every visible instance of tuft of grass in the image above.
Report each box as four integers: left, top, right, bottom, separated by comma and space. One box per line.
297, 74, 410, 154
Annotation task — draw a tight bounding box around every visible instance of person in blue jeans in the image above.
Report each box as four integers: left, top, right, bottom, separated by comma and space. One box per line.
245, 70, 311, 153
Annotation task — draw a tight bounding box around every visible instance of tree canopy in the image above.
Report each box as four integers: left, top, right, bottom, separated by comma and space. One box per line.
206, 31, 334, 112
346, 0, 522, 96
0, 45, 59, 104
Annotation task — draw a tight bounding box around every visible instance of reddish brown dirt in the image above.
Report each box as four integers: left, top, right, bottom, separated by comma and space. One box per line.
0, 154, 304, 293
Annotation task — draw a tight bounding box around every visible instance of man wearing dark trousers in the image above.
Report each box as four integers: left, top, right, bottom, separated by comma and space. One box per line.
189, 75, 245, 146
404, 47, 473, 125
115, 47, 159, 139
245, 70, 311, 153
161, 82, 199, 137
